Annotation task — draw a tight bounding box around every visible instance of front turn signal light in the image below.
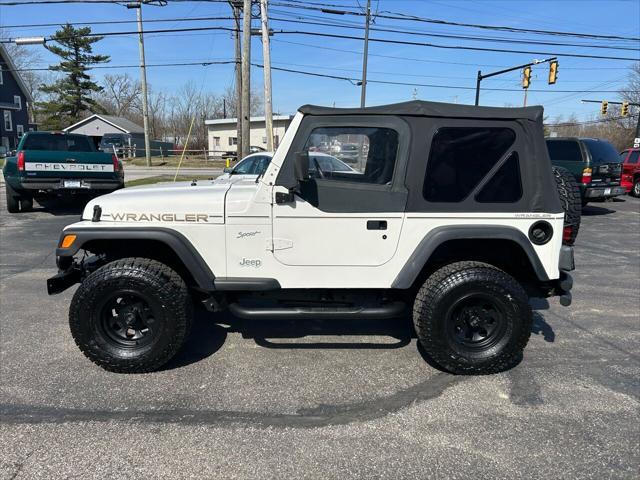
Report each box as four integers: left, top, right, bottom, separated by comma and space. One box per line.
61, 234, 77, 248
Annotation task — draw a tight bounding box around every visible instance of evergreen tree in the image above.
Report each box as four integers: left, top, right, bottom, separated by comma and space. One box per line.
39, 24, 110, 130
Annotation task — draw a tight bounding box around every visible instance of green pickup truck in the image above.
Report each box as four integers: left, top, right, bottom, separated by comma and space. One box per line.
2, 131, 124, 213
546, 137, 625, 207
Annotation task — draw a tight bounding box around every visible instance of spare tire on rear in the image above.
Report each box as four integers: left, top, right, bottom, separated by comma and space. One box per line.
552, 166, 581, 245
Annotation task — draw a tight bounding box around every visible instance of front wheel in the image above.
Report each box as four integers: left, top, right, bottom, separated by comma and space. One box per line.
413, 261, 532, 375
633, 180, 640, 197
69, 258, 193, 373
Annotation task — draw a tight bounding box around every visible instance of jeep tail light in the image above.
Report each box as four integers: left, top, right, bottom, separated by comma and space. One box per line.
112, 154, 120, 171
563, 226, 573, 243
581, 167, 592, 184
17, 151, 25, 171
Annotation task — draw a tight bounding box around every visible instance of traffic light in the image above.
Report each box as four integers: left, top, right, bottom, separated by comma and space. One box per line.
601, 101, 608, 116
522, 66, 531, 89
548, 60, 558, 84
621, 102, 629, 116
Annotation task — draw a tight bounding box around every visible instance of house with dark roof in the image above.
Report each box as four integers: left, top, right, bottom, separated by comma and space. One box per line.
64, 114, 172, 157
0, 44, 37, 152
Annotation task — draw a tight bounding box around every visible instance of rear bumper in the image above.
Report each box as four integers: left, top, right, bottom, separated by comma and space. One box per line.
19, 177, 123, 192
583, 185, 626, 199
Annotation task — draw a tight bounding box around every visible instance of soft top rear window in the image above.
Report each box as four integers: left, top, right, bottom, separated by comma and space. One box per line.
546, 140, 582, 162
23, 134, 94, 152
582, 139, 621, 164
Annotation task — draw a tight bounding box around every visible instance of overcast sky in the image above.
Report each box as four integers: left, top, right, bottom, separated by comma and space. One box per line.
1, 0, 638, 121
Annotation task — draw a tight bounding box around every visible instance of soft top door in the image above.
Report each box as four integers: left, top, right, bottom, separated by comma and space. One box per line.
272, 115, 410, 267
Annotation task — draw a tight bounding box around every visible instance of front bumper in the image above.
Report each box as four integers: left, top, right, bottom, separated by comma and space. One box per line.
584, 185, 626, 199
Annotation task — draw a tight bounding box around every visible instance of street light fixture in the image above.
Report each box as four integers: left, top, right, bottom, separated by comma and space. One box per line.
14, 37, 46, 46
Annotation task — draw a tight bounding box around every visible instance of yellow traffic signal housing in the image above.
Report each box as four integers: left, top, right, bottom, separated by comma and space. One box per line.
548, 60, 558, 84
522, 66, 531, 89
601, 101, 608, 116
621, 102, 629, 116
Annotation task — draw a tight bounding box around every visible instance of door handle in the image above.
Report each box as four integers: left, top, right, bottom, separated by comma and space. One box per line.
367, 220, 387, 230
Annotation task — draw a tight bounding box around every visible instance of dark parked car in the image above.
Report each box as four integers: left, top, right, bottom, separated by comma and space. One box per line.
546, 137, 625, 206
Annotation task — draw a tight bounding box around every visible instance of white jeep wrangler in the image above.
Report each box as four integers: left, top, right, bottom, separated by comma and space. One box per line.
48, 101, 575, 375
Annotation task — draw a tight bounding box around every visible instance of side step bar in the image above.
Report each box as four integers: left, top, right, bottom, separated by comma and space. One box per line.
228, 301, 407, 320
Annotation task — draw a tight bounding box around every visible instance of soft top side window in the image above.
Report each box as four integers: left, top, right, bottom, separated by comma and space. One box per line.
423, 127, 516, 203
302, 126, 399, 185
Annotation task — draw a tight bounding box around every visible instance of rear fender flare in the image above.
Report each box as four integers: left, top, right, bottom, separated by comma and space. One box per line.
391, 225, 550, 289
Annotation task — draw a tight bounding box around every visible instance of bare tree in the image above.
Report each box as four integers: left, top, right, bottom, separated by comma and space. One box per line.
97, 74, 142, 117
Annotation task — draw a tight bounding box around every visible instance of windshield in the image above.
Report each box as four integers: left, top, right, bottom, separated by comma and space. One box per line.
22, 134, 94, 152
583, 139, 621, 164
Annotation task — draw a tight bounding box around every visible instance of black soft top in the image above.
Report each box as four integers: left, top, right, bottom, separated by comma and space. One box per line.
299, 100, 543, 122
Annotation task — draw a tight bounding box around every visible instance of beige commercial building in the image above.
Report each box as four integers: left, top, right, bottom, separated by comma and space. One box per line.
205, 115, 293, 157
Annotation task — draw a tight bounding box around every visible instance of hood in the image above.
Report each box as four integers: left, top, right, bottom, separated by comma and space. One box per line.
83, 180, 233, 224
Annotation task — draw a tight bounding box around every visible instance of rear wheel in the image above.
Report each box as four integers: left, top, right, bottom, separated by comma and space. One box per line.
413, 261, 532, 375
5, 182, 21, 213
552, 166, 582, 245
19, 196, 33, 212
69, 258, 193, 373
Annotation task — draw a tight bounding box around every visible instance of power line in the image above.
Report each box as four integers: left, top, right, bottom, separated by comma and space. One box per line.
274, 29, 640, 62
7, 59, 633, 95
271, 38, 633, 71
2, 22, 638, 62
6, 12, 638, 53
270, 0, 640, 42
547, 114, 638, 127
266, 13, 640, 52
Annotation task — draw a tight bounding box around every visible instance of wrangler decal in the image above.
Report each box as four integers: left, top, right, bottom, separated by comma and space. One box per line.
105, 212, 212, 222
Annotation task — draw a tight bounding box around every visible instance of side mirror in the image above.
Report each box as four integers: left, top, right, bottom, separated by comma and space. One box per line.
294, 151, 309, 182
223, 167, 232, 173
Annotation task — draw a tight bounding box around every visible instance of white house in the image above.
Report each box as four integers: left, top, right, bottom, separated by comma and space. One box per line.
205, 115, 293, 157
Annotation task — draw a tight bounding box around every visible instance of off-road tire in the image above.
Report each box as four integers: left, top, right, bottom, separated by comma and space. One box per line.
413, 261, 532, 375
5, 182, 21, 213
552, 166, 581, 245
69, 257, 193, 373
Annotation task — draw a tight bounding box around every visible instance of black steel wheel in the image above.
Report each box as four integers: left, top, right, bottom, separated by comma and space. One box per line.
98, 291, 159, 349
70, 258, 192, 373
414, 261, 532, 375
446, 293, 508, 354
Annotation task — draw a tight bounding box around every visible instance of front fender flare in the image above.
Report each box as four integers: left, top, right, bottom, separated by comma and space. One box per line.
56, 227, 215, 290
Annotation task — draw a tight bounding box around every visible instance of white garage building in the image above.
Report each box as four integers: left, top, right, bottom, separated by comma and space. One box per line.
205, 115, 293, 157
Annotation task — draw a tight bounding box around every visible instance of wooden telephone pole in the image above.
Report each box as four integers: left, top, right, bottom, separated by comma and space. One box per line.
231, 1, 243, 160
260, 0, 274, 151
241, 0, 252, 160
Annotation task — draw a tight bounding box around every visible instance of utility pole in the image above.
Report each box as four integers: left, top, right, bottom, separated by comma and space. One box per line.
231, 1, 242, 159
127, 2, 152, 166
360, 0, 371, 108
260, 0, 274, 151
241, 0, 252, 160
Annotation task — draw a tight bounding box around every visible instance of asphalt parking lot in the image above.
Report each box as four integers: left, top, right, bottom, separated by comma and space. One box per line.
1, 186, 638, 479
